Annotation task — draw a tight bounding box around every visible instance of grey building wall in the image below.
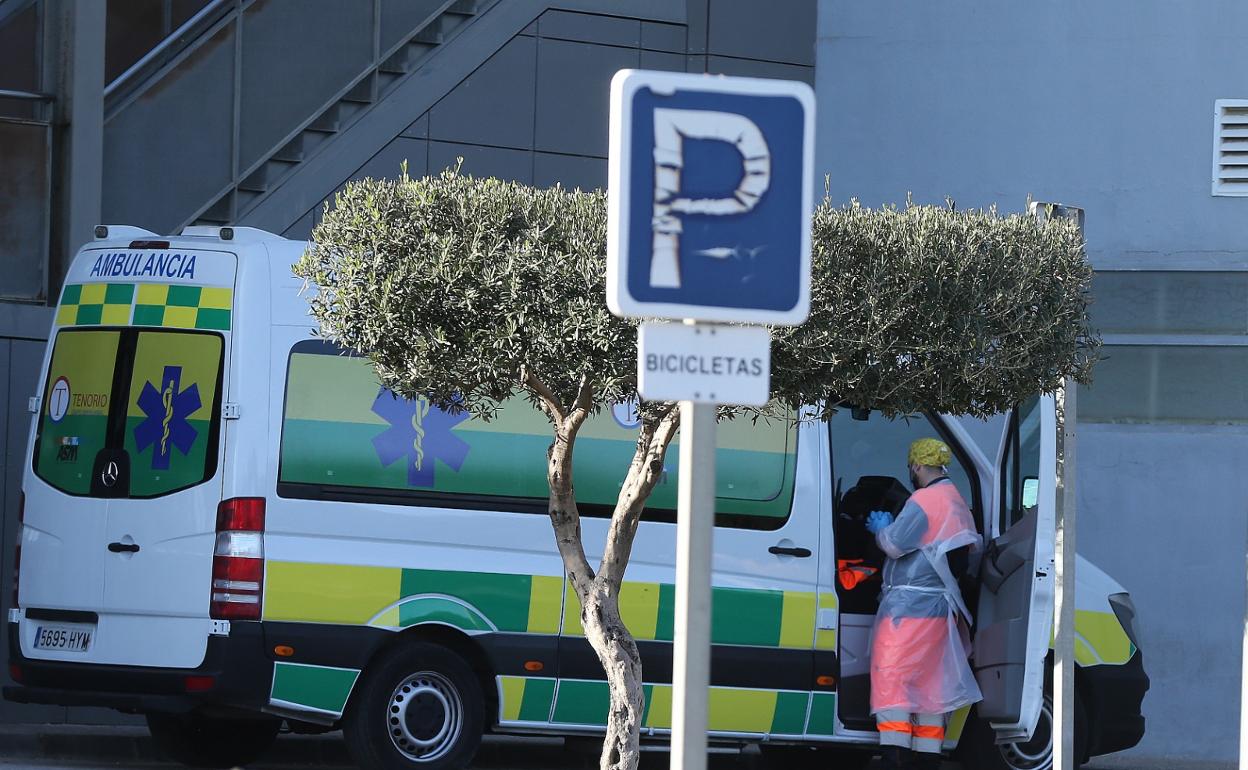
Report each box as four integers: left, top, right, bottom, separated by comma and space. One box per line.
817, 1, 1248, 761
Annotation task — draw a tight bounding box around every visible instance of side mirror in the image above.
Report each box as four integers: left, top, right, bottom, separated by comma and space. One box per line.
1022, 477, 1039, 509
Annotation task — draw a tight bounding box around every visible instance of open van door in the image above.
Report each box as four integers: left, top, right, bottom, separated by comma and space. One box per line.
972, 395, 1056, 742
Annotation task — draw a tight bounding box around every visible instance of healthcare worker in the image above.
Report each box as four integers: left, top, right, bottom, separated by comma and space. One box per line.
864, 438, 983, 769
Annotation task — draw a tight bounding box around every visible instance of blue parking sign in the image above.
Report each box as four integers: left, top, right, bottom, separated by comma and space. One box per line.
607, 70, 814, 325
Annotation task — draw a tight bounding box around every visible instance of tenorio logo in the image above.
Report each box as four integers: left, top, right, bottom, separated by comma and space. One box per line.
48, 377, 70, 422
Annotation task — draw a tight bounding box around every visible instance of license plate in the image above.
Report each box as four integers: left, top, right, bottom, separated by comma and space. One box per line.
33, 624, 94, 652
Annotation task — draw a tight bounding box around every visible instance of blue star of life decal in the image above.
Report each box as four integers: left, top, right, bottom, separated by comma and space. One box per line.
371, 389, 470, 487
134, 365, 201, 470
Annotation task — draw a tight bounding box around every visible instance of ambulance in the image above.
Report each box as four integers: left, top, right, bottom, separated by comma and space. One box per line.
5, 226, 1147, 770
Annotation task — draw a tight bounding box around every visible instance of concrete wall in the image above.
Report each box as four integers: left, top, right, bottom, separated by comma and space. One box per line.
816, 1, 1248, 760
1079, 424, 1248, 760
816, 1, 1248, 270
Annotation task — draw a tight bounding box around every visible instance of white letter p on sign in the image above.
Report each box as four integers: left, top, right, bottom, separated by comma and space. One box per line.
650, 109, 771, 289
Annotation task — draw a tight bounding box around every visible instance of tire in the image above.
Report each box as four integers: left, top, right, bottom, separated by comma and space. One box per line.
958, 690, 1087, 770
759, 744, 873, 769
145, 711, 280, 768
343, 641, 484, 770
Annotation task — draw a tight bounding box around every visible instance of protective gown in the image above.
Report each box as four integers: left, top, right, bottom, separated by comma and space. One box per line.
870, 478, 983, 715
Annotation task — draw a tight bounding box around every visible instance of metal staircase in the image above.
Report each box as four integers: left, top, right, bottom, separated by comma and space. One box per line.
100, 0, 500, 235
101, 0, 685, 237
192, 0, 497, 227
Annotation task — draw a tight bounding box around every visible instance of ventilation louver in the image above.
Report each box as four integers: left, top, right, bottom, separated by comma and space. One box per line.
1214, 99, 1248, 196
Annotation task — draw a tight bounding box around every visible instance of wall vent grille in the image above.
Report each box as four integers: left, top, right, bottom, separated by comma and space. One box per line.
1214, 99, 1248, 196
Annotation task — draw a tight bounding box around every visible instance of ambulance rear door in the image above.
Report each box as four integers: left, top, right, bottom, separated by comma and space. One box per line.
20, 244, 237, 669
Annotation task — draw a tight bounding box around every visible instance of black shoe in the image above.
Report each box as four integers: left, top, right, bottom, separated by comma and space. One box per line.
879, 745, 912, 770
911, 751, 943, 769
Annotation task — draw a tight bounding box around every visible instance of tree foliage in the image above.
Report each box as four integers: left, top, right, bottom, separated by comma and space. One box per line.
295, 167, 631, 422
771, 200, 1099, 419
297, 169, 1098, 423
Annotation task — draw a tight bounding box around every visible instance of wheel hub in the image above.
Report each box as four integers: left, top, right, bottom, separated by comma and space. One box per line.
998, 697, 1055, 770
386, 672, 463, 762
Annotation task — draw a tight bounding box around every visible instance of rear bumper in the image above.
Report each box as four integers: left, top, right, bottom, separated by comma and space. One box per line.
4, 620, 272, 716
1083, 651, 1149, 757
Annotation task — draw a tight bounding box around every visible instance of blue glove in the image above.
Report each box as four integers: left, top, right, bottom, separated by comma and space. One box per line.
865, 510, 894, 534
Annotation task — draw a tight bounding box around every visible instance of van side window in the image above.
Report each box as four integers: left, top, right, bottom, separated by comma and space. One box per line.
278, 341, 797, 529
999, 397, 1042, 532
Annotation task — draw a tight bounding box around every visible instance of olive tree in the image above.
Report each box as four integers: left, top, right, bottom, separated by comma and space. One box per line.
295, 168, 1097, 770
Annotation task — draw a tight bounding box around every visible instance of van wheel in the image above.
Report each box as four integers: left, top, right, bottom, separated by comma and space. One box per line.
145, 712, 280, 768
343, 641, 484, 770
759, 744, 872, 769
958, 691, 1087, 770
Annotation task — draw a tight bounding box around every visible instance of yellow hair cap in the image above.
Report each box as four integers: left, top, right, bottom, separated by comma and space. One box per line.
909, 438, 952, 468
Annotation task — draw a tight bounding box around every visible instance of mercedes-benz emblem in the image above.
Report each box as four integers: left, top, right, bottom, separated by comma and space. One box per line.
102, 461, 120, 488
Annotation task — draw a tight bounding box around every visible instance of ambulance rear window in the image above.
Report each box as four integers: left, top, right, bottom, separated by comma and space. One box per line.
33, 330, 121, 495
33, 328, 224, 498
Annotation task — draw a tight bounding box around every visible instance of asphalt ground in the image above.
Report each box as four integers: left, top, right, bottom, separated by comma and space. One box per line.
0, 726, 1229, 770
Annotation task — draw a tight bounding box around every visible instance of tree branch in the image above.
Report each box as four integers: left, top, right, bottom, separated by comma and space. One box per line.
565, 374, 595, 435
521, 365, 565, 425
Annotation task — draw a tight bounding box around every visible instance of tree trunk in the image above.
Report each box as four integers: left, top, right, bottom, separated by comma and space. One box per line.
581, 584, 646, 770
526, 371, 679, 770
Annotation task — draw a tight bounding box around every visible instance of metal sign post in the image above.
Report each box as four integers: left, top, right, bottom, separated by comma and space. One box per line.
1032, 201, 1083, 770
1054, 379, 1077, 770
607, 69, 813, 770
671, 399, 715, 770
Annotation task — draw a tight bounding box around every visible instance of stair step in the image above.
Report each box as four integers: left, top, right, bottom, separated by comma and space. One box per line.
235, 187, 264, 213
197, 195, 232, 225
335, 99, 366, 124
342, 78, 374, 104
238, 174, 268, 194
241, 157, 299, 191
272, 137, 304, 162
412, 27, 445, 45
308, 107, 341, 132
298, 127, 335, 156
387, 40, 436, 70
193, 214, 231, 226
377, 70, 405, 94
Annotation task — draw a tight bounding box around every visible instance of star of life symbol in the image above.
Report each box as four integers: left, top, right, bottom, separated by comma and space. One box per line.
134, 365, 201, 470
371, 390, 470, 487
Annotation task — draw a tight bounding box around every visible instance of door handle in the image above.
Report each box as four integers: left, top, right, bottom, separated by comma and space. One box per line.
768, 545, 812, 558
107, 542, 140, 553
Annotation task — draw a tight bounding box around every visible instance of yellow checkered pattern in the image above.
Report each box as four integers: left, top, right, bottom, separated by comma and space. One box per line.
133, 284, 233, 330
55, 283, 134, 326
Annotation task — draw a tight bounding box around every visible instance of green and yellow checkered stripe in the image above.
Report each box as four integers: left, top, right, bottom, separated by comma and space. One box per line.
56, 282, 232, 330
498, 676, 812, 735
133, 284, 232, 330
56, 283, 135, 326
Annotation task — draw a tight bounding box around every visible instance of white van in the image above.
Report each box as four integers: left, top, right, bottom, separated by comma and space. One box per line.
5, 226, 1147, 770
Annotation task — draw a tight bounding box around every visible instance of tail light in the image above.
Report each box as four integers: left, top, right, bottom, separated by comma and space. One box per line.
210, 498, 265, 621
12, 493, 23, 611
